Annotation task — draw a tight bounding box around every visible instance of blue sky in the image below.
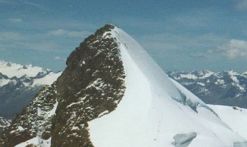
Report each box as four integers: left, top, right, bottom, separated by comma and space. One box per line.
1, 0, 247, 72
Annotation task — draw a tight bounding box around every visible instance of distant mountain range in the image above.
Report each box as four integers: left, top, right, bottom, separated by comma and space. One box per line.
1, 60, 247, 121
1, 59, 247, 120
0, 60, 61, 119
168, 70, 247, 108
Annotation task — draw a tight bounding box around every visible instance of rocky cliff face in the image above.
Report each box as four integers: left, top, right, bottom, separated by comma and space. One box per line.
51, 24, 125, 147
0, 24, 126, 147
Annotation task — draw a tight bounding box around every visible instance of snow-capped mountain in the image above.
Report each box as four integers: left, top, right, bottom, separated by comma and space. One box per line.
0, 61, 61, 119
168, 70, 247, 108
1, 24, 247, 147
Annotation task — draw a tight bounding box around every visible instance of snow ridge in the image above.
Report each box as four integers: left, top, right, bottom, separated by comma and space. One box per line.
89, 26, 246, 147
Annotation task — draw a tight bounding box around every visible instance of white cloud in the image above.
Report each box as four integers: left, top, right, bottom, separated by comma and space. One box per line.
21, 0, 48, 11
217, 39, 247, 59
174, 15, 210, 28
48, 29, 89, 38
235, 0, 247, 10
54, 56, 65, 61
66, 31, 87, 38
0, 31, 62, 51
8, 18, 23, 23
139, 32, 225, 53
0, 32, 22, 41
49, 29, 66, 36
0, 0, 46, 10
0, 0, 14, 4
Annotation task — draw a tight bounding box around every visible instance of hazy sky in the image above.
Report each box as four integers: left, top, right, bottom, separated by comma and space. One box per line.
1, 0, 247, 72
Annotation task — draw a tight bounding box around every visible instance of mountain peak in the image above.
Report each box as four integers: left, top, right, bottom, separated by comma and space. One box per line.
65, 24, 116, 66
1, 24, 126, 147
1, 26, 246, 147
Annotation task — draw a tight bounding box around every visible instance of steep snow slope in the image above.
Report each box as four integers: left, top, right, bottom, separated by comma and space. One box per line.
32, 72, 61, 86
210, 105, 247, 139
89, 27, 246, 147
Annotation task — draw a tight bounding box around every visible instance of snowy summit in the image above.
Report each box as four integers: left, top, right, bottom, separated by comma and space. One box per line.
1, 24, 247, 147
